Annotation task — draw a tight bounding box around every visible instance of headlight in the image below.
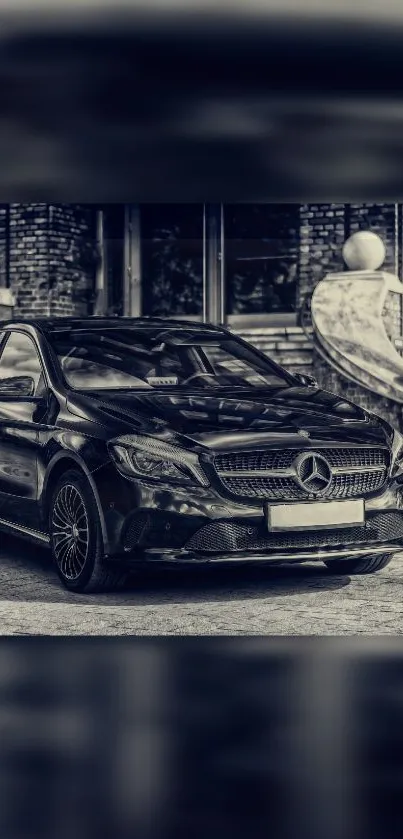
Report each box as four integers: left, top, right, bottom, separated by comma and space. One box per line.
108, 434, 210, 486
391, 429, 403, 476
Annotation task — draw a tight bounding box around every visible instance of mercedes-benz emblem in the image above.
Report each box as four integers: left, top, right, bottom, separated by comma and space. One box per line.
293, 452, 333, 496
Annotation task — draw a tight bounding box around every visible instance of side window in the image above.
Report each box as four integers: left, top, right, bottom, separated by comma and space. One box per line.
0, 332, 45, 395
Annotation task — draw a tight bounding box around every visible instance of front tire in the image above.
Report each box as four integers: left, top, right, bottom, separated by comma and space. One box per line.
49, 469, 126, 593
324, 552, 394, 575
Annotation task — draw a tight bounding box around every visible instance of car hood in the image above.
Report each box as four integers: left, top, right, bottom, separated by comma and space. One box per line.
68, 385, 393, 452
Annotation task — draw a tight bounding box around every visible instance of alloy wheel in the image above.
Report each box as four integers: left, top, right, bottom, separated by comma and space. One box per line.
51, 484, 90, 580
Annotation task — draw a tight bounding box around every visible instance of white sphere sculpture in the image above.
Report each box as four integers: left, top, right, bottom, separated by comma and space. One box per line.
342, 230, 386, 271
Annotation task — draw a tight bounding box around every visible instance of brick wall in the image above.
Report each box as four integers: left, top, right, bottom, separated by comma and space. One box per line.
10, 203, 97, 318
9, 204, 50, 317
312, 353, 403, 431
298, 204, 346, 307
48, 204, 97, 317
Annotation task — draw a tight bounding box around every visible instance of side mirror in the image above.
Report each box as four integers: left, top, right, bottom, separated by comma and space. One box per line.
294, 372, 318, 388
0, 376, 36, 398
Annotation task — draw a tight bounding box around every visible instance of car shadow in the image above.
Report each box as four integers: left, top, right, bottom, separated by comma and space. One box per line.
0, 534, 352, 605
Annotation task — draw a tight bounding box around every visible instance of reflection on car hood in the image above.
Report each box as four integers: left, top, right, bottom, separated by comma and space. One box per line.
73, 385, 391, 450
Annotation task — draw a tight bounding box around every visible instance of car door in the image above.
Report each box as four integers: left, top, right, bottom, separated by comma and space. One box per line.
0, 329, 49, 530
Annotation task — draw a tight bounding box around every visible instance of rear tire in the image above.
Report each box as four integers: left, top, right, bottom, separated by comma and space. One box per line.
324, 552, 394, 575
49, 469, 126, 593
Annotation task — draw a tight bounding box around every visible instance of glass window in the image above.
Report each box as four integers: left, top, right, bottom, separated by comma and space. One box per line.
225, 204, 299, 315
48, 327, 290, 391
194, 341, 289, 387
0, 332, 44, 394
141, 204, 203, 317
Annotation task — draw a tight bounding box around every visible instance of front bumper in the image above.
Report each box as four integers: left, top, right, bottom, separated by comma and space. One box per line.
92, 463, 403, 565
112, 543, 401, 567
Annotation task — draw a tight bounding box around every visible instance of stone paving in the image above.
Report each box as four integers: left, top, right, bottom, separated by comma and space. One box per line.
0, 534, 402, 635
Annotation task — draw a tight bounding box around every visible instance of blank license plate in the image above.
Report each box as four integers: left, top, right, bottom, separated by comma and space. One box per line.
266, 499, 364, 531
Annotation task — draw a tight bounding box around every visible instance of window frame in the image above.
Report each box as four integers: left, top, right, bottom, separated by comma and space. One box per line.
223, 203, 299, 324
226, 312, 298, 329
0, 329, 49, 399
99, 204, 300, 327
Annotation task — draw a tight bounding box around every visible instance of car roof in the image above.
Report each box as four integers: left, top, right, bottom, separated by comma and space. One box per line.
0, 316, 228, 336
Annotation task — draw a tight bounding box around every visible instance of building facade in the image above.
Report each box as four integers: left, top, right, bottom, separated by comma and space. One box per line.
1, 202, 402, 424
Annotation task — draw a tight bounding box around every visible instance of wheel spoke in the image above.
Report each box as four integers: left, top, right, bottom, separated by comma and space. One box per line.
64, 542, 76, 578
59, 539, 74, 577
52, 506, 70, 529
65, 486, 75, 522
76, 542, 88, 555
53, 532, 71, 547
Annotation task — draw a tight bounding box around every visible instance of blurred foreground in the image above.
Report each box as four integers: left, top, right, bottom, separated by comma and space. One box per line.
0, 637, 400, 839
0, 7, 401, 198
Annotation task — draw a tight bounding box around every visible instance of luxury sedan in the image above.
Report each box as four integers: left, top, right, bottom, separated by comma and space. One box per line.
0, 316, 402, 592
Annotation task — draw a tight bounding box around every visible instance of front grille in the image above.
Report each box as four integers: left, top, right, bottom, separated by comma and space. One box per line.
330, 473, 386, 498
185, 511, 403, 554
213, 447, 389, 500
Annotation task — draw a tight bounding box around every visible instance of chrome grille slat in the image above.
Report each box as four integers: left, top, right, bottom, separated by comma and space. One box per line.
216, 464, 385, 478
213, 447, 389, 500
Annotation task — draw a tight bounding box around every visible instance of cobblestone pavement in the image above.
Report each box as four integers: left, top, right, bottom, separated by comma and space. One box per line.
0, 534, 403, 635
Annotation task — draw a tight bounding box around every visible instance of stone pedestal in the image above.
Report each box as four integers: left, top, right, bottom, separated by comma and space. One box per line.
311, 268, 403, 406
0, 287, 15, 320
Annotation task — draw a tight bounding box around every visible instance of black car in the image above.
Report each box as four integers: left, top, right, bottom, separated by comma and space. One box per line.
0, 315, 402, 592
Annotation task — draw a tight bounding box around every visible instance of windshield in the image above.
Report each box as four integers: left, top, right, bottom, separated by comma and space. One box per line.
48, 328, 291, 391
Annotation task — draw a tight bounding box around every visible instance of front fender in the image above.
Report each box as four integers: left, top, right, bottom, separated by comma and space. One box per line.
40, 447, 110, 554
